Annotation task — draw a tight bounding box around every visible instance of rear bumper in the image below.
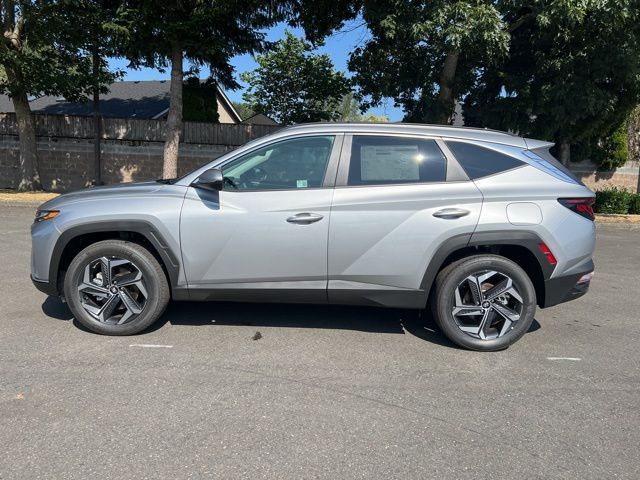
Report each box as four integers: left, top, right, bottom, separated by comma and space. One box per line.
542, 261, 594, 308
31, 275, 59, 296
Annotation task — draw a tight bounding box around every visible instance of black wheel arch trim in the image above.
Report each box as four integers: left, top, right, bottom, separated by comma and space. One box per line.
419, 230, 556, 305
48, 220, 181, 296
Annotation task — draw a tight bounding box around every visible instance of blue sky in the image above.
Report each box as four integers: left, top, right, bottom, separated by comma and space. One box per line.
108, 21, 404, 121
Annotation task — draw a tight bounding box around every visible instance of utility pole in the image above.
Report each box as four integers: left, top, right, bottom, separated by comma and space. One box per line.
92, 40, 102, 185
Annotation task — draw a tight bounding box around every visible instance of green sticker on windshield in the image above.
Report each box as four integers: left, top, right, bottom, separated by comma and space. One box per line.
296, 179, 308, 188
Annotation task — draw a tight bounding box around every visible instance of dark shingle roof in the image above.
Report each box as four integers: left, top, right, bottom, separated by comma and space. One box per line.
241, 113, 279, 126
0, 94, 15, 113
28, 81, 171, 118
0, 80, 241, 121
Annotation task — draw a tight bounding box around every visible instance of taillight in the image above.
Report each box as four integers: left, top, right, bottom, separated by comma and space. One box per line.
538, 243, 557, 265
558, 198, 595, 221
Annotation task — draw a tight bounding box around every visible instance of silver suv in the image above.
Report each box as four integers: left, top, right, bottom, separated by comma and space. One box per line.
31, 123, 595, 351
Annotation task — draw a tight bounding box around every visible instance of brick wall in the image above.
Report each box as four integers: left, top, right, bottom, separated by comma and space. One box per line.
569, 160, 640, 193
0, 135, 231, 192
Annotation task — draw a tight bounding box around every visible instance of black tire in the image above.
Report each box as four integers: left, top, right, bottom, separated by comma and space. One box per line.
64, 239, 170, 335
431, 254, 537, 351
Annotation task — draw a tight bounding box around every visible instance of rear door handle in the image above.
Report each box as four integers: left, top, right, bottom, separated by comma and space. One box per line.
286, 213, 324, 225
433, 208, 471, 219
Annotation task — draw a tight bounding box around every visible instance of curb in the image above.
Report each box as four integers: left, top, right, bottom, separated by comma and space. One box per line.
0, 201, 42, 208
595, 214, 640, 223
0, 192, 59, 206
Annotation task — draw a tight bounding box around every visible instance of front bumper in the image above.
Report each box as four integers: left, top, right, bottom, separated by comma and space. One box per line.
542, 263, 594, 308
31, 275, 59, 296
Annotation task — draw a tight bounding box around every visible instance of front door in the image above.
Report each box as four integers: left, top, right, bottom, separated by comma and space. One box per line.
180, 134, 342, 302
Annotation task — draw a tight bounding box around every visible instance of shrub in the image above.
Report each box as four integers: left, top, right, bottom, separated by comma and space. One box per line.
629, 193, 640, 215
591, 124, 629, 170
594, 187, 633, 214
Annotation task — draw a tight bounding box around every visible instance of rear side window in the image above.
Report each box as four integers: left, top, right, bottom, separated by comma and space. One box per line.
348, 135, 446, 186
446, 141, 524, 179
526, 147, 583, 185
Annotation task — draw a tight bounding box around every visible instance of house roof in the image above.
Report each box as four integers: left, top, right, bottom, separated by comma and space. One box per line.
0, 95, 15, 113
241, 113, 279, 126
0, 80, 242, 121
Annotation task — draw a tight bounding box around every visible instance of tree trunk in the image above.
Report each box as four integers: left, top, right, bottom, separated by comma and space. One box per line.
162, 41, 183, 179
558, 142, 571, 166
434, 51, 460, 124
12, 92, 41, 191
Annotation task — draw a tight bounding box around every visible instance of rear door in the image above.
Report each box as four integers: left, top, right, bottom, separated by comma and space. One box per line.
327, 134, 483, 308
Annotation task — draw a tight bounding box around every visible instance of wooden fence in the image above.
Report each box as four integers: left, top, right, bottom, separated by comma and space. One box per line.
0, 113, 281, 146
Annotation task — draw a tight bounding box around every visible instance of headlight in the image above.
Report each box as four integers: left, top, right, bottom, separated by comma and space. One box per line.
34, 210, 60, 223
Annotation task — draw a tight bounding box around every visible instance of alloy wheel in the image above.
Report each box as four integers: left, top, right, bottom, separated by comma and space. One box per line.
77, 256, 148, 325
451, 270, 523, 340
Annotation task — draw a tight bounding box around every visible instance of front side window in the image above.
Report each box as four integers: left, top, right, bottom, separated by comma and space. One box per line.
348, 135, 447, 186
221, 136, 335, 191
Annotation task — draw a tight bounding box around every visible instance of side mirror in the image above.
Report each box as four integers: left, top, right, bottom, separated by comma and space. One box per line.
192, 168, 223, 191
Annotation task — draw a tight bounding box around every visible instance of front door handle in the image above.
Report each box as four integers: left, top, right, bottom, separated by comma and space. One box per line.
286, 213, 324, 225
433, 208, 471, 219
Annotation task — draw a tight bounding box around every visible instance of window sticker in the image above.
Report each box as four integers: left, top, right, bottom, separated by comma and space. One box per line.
360, 145, 420, 181
296, 179, 308, 188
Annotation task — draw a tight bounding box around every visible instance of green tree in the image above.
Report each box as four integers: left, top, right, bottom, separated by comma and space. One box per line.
361, 113, 389, 123
118, 1, 289, 178
241, 31, 351, 125
59, 0, 126, 185
183, 77, 219, 122
0, 1, 116, 190
349, 1, 510, 124
463, 1, 640, 165
337, 92, 361, 122
588, 122, 630, 170
117, 1, 358, 177
231, 101, 255, 121
337, 92, 388, 122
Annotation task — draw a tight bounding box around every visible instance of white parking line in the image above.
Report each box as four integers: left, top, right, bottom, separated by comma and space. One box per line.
546, 357, 581, 361
129, 344, 173, 349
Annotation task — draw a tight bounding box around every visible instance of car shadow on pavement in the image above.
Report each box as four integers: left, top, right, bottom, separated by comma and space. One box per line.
41, 296, 74, 320
155, 301, 460, 348
41, 297, 541, 349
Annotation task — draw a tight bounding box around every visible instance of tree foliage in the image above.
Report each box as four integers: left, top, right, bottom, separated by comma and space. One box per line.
241, 31, 351, 125
116, 0, 289, 177
463, 0, 640, 165
115, 1, 356, 177
337, 92, 388, 122
349, 0, 510, 124
182, 77, 219, 122
589, 122, 629, 170
0, 1, 116, 101
0, 0, 118, 190
231, 102, 255, 121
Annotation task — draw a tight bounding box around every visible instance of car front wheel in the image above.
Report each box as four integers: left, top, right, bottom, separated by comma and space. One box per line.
64, 239, 170, 335
432, 254, 537, 351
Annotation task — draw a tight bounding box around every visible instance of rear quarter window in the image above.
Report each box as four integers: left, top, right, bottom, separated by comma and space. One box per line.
446, 141, 524, 179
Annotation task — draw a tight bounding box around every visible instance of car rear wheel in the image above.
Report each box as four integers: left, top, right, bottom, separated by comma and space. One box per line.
64, 240, 170, 335
432, 254, 537, 351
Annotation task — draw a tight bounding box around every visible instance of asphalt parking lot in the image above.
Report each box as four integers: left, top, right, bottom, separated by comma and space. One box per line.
1, 205, 639, 479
